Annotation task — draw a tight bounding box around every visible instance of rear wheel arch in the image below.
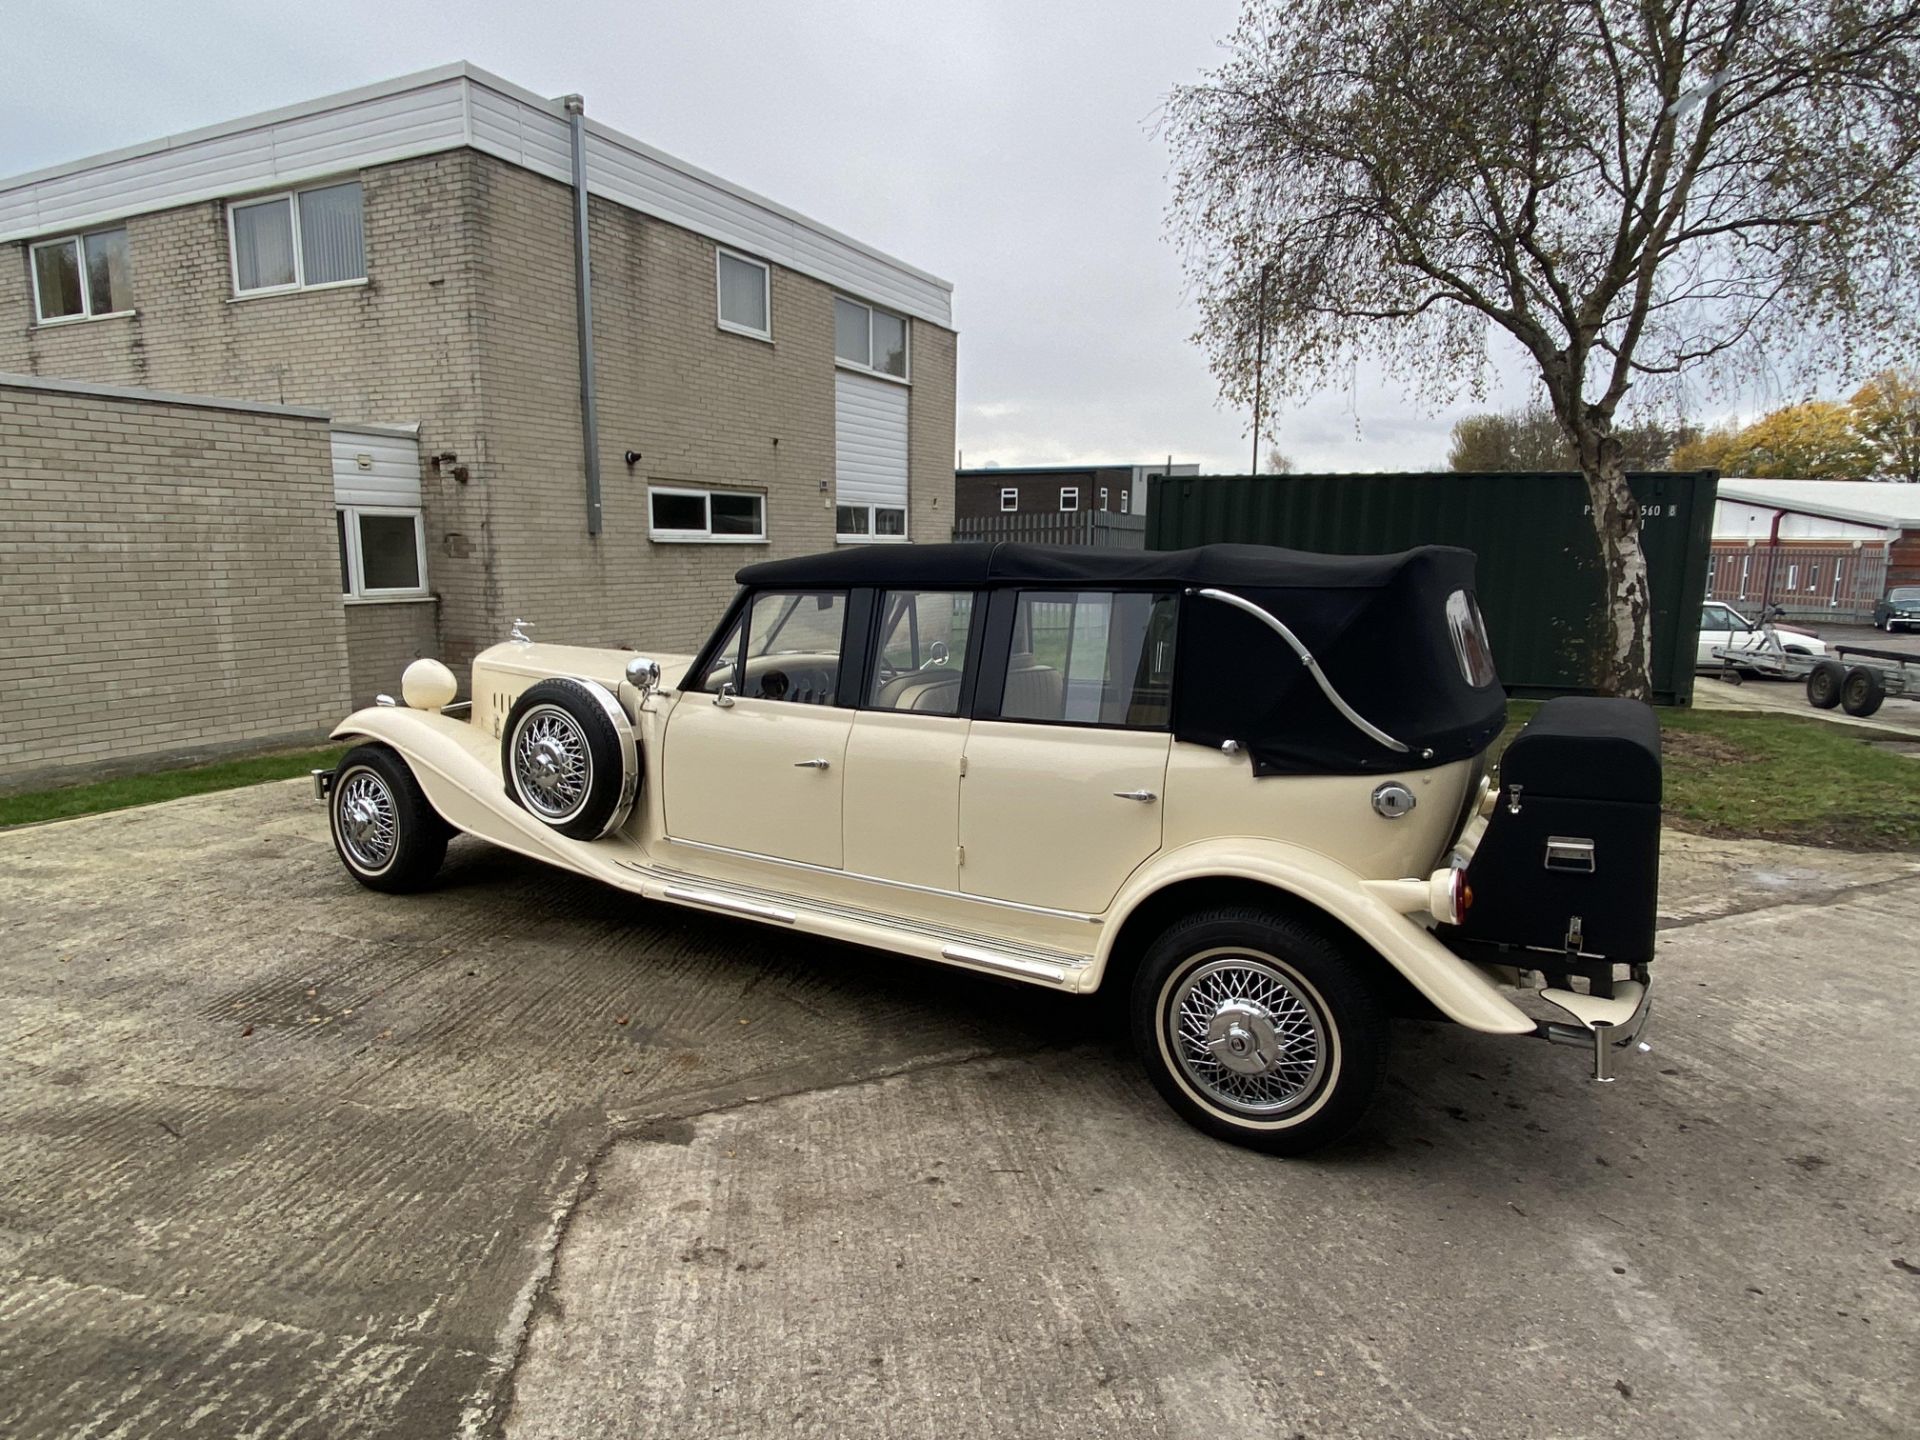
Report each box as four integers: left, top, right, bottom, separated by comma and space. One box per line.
1097, 874, 1435, 1021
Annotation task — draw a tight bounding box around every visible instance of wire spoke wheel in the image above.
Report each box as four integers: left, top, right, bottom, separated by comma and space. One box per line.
335, 768, 399, 873
1165, 954, 1330, 1116
512, 705, 593, 821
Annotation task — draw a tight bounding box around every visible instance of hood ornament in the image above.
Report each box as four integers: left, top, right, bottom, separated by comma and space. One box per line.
510, 618, 534, 645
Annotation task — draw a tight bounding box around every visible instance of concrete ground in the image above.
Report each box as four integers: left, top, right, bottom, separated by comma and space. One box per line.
2, 783, 1917, 1439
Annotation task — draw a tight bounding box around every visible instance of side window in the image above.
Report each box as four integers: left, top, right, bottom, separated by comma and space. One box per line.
1700, 604, 1734, 631
1003, 591, 1177, 728
741, 591, 849, 704
868, 591, 975, 715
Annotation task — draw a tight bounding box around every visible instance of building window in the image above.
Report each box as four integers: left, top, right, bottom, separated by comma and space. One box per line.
338, 507, 427, 599
1099, 488, 1109, 511
229, 180, 365, 295
833, 295, 909, 380
650, 485, 767, 543
716, 249, 771, 339
1060, 487, 1079, 512
1000, 488, 1018, 513
836, 504, 908, 541
30, 227, 130, 323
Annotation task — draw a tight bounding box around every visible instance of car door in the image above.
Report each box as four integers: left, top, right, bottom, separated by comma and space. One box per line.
841, 589, 979, 891
957, 590, 1177, 914
663, 589, 854, 869
1698, 603, 1737, 666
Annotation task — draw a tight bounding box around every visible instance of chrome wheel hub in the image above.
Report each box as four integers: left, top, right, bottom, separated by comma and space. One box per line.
336, 770, 397, 871
1169, 957, 1328, 1114
514, 706, 590, 819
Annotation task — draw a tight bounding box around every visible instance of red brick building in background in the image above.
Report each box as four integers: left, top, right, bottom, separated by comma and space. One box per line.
1709, 479, 1920, 621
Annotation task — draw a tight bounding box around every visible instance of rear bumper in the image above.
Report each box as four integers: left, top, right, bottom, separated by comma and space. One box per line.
1535, 979, 1652, 1082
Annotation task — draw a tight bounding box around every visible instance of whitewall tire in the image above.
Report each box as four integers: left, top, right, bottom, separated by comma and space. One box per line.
500, 678, 637, 841
329, 744, 451, 894
1131, 907, 1388, 1154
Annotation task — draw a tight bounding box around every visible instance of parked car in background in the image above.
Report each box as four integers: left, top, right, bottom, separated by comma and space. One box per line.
315, 543, 1659, 1155
1872, 587, 1920, 631
1697, 601, 1827, 671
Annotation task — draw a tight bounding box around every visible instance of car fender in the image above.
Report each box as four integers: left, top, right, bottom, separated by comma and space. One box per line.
329, 707, 644, 891
1098, 838, 1536, 1035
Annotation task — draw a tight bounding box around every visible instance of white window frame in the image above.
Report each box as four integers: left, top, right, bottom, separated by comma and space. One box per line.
29, 228, 132, 325
339, 505, 429, 601
648, 485, 768, 544
1099, 487, 1109, 510
1000, 488, 1019, 513
228, 182, 366, 298
1060, 487, 1080, 512
832, 294, 911, 383
835, 503, 910, 544
715, 247, 772, 341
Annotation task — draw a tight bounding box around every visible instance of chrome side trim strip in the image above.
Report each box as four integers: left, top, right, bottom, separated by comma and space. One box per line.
661, 835, 1102, 923
940, 944, 1069, 984
662, 885, 797, 924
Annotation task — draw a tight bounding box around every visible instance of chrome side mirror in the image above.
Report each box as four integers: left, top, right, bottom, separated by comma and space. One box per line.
927, 639, 950, 668
713, 682, 736, 709
624, 655, 663, 695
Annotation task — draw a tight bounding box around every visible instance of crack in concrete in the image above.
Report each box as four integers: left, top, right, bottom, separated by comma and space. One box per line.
460, 1042, 1026, 1440
1657, 866, 1920, 933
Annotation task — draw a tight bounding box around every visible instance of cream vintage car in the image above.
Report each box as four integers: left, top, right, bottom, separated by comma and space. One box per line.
315, 543, 1656, 1153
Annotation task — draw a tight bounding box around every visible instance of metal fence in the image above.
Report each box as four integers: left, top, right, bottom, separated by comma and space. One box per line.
1706, 542, 1889, 623
950, 511, 1147, 549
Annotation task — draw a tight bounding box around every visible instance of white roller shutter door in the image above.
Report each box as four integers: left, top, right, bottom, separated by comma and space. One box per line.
834, 373, 909, 511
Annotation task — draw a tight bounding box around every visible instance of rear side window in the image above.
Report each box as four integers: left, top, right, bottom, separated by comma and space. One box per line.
1446, 590, 1497, 687
1003, 591, 1177, 727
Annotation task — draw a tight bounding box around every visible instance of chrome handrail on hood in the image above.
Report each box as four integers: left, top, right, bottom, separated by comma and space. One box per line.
1187, 586, 1411, 755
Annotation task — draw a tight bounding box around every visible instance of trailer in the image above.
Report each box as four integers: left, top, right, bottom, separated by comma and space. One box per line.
1711, 609, 1919, 717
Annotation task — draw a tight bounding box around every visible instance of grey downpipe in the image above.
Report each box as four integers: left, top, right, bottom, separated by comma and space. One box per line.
1187, 587, 1412, 754
563, 94, 603, 535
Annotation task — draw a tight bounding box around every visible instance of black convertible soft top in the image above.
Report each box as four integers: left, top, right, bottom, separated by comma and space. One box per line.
737, 542, 1507, 775
739, 541, 1414, 592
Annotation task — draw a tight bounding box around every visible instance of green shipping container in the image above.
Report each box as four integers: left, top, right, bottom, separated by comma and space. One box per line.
1146, 471, 1717, 705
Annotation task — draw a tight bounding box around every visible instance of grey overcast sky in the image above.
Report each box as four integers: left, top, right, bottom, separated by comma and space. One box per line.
5, 0, 1566, 471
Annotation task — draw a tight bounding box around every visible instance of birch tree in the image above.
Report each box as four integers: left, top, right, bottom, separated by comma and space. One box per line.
1165, 0, 1920, 696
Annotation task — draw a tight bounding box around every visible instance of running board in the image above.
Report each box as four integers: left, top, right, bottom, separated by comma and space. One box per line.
632, 862, 1094, 989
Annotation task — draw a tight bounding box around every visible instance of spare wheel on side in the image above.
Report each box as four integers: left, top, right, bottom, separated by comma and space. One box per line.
500, 677, 638, 840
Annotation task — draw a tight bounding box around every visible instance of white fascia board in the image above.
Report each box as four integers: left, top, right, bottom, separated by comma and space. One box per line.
0, 61, 955, 330
1717, 481, 1920, 531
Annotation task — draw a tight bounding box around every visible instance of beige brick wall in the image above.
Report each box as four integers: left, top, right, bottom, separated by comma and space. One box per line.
1, 148, 958, 675
0, 381, 350, 791
345, 600, 440, 707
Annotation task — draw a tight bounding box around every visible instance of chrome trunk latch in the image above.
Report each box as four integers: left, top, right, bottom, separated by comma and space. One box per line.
1565, 915, 1584, 952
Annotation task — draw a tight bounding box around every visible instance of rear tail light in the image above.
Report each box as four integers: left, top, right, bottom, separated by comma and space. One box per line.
1428, 866, 1472, 926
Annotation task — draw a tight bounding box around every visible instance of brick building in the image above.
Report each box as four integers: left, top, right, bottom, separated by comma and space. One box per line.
953, 462, 1198, 522
0, 374, 352, 788
1707, 479, 1920, 621
1, 64, 957, 723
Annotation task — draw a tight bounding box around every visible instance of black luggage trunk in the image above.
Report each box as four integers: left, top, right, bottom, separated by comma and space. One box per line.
1442, 697, 1662, 967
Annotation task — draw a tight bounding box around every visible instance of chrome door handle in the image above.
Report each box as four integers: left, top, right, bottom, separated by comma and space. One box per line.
1112, 789, 1157, 803
794, 758, 831, 770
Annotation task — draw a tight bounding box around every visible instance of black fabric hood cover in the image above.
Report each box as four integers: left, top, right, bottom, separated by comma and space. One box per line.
738, 541, 1419, 592
738, 541, 1506, 776
1170, 546, 1507, 776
